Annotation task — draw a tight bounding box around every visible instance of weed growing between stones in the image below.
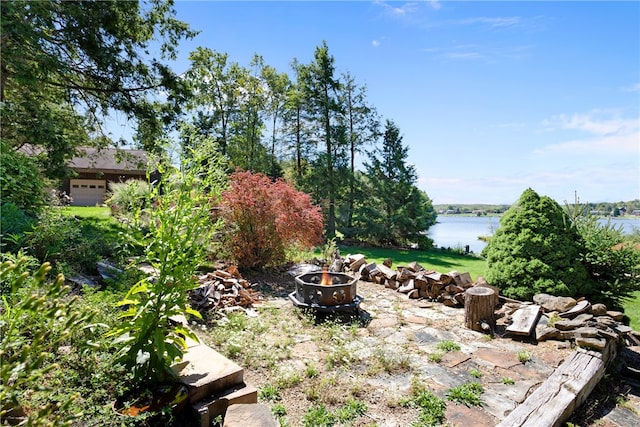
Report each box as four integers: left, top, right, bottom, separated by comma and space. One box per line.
446, 382, 484, 407
469, 368, 483, 379
517, 350, 532, 364
428, 351, 444, 363
436, 340, 461, 352
399, 379, 447, 426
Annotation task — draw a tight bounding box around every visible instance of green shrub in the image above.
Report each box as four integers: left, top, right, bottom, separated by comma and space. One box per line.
481, 188, 589, 300
0, 260, 99, 425
0, 251, 39, 300
335, 398, 367, 423
22, 208, 117, 275
436, 340, 461, 352
303, 404, 335, 427
0, 142, 47, 216
572, 214, 640, 309
107, 152, 225, 387
446, 382, 484, 407
220, 170, 324, 269
0, 203, 35, 252
412, 390, 447, 426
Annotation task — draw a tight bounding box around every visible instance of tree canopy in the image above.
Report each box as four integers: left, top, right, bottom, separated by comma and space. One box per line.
1, 0, 196, 177
2, 6, 438, 249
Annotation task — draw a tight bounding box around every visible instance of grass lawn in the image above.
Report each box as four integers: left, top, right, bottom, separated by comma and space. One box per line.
62, 205, 112, 219
60, 205, 123, 244
333, 245, 487, 281
624, 291, 640, 331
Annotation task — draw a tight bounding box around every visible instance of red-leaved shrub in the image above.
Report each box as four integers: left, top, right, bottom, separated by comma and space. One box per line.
220, 170, 324, 269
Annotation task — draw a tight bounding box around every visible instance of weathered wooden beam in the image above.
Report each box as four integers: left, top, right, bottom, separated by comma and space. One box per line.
506, 305, 541, 336
496, 340, 616, 427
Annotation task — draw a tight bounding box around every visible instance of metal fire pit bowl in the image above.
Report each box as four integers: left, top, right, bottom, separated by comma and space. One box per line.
289, 271, 363, 312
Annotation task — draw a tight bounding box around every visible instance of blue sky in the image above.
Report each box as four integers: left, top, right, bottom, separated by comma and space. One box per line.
140, 1, 640, 205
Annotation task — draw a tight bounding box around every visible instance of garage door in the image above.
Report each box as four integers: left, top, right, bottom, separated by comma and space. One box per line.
69, 179, 106, 206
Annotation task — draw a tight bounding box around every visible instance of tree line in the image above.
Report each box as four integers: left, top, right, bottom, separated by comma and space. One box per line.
0, 0, 435, 247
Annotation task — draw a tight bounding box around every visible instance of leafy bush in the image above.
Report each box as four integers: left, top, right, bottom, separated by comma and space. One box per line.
446, 382, 484, 407
571, 213, 640, 308
481, 188, 589, 301
0, 142, 47, 215
0, 202, 35, 252
0, 260, 99, 425
220, 170, 324, 269
22, 208, 117, 275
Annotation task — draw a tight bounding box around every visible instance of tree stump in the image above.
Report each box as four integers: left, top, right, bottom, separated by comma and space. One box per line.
464, 287, 496, 333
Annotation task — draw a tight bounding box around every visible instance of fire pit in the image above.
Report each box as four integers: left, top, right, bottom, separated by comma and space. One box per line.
289, 267, 363, 312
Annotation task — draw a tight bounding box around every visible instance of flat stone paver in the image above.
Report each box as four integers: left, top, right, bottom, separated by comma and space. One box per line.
223, 403, 277, 427
174, 344, 244, 403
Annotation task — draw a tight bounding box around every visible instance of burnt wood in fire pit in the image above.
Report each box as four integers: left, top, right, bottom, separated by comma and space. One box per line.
289, 271, 363, 312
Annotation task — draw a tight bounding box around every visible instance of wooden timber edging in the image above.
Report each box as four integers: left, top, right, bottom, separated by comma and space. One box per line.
496, 339, 618, 427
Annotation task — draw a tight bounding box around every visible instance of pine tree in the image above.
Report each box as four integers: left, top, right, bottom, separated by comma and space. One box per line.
359, 119, 436, 247
481, 188, 590, 300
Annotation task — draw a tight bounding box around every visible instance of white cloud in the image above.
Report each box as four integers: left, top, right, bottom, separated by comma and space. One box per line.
532, 132, 639, 157
459, 16, 522, 28
624, 83, 640, 93
428, 1, 442, 11
544, 112, 639, 136
372, 39, 381, 48
418, 163, 639, 205
427, 43, 532, 62
375, 1, 420, 17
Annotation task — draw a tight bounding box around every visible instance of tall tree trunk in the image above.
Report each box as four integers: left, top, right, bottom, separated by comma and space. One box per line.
324, 87, 335, 238
347, 100, 355, 229
295, 105, 302, 178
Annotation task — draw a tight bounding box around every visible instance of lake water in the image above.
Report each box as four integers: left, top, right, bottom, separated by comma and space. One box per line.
428, 215, 640, 255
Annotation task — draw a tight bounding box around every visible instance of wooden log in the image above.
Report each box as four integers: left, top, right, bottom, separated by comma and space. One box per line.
414, 278, 428, 293
385, 279, 399, 290
346, 254, 366, 271
376, 263, 398, 281
396, 268, 415, 282
407, 289, 420, 299
397, 279, 414, 293
406, 261, 424, 272
496, 342, 616, 427
464, 287, 496, 332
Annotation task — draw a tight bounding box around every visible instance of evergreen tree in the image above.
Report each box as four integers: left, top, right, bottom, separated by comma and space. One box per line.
481, 188, 590, 300
360, 119, 436, 247
298, 41, 343, 238
338, 72, 381, 232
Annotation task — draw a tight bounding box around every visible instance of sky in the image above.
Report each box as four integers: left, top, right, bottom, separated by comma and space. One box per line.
128, 1, 640, 205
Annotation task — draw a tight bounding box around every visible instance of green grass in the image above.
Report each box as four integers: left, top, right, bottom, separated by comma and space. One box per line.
623, 291, 640, 331
60, 206, 124, 251
334, 245, 487, 280
61, 206, 112, 219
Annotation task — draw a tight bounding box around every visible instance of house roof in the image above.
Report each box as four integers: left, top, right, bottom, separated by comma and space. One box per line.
69, 147, 148, 172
